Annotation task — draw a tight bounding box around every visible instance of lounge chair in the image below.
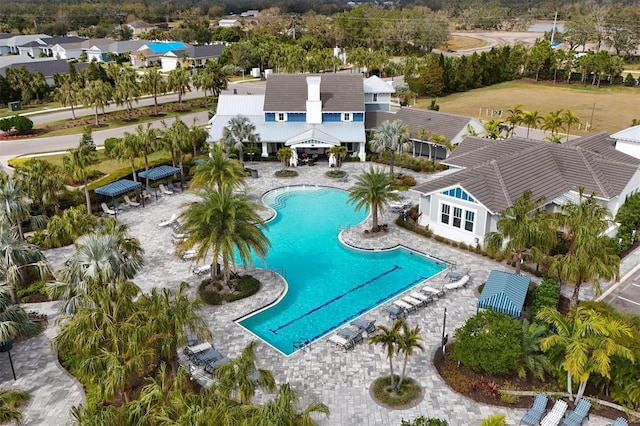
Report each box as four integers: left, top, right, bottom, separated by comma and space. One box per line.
607, 418, 628, 426
186, 333, 198, 346
520, 393, 548, 425
184, 342, 213, 357
193, 349, 224, 366
158, 213, 178, 228
384, 304, 406, 320
393, 299, 417, 313
403, 295, 426, 308
101, 202, 116, 216
540, 400, 568, 426
146, 186, 157, 199
351, 319, 376, 335
168, 182, 182, 192
337, 327, 363, 344
328, 334, 354, 350
443, 275, 470, 291
561, 398, 591, 426
180, 248, 197, 261
193, 264, 211, 276
124, 195, 140, 207
445, 270, 469, 281
159, 184, 174, 195
410, 291, 433, 305
204, 356, 231, 374
422, 285, 445, 298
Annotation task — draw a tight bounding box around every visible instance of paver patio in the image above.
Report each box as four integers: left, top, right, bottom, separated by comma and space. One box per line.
0, 161, 617, 425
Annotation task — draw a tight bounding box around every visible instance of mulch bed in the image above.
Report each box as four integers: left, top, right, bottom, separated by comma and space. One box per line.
433, 347, 635, 423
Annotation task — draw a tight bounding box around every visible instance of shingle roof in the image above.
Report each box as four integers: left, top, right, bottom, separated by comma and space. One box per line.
1, 60, 89, 77
414, 132, 640, 213
44, 36, 85, 46
366, 107, 477, 142
264, 74, 364, 112
187, 44, 225, 58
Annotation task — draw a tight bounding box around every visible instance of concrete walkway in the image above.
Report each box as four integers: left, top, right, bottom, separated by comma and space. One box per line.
1, 161, 623, 425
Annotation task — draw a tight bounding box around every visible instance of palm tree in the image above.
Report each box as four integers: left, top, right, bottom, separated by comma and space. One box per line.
54, 74, 80, 119
63, 143, 96, 214
221, 115, 260, 169
368, 119, 411, 176
482, 119, 509, 140
395, 319, 424, 389
110, 66, 140, 121
348, 167, 400, 232
505, 104, 524, 138
328, 145, 347, 171
80, 79, 112, 126
0, 389, 29, 425
15, 159, 65, 216
190, 145, 246, 191
134, 123, 160, 187
178, 187, 270, 289
0, 283, 41, 340
0, 223, 51, 304
549, 189, 619, 308
369, 319, 402, 389
141, 68, 166, 116
521, 110, 543, 139
485, 190, 555, 274
244, 383, 329, 426
112, 133, 142, 183
562, 109, 581, 142
49, 230, 144, 314
167, 67, 191, 111
277, 147, 293, 171
518, 320, 552, 381
212, 341, 276, 404
0, 176, 34, 240
188, 117, 208, 157
537, 306, 635, 402
43, 205, 97, 248
542, 109, 564, 142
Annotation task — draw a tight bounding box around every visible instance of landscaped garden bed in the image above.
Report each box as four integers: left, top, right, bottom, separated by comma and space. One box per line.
198, 274, 260, 305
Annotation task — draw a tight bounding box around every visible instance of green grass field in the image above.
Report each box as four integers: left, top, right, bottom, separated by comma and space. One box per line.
418, 81, 640, 134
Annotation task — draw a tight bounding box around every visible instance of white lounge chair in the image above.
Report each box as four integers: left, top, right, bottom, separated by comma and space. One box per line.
540, 399, 568, 426
184, 342, 213, 357
422, 285, 445, 298
124, 195, 140, 207
101, 202, 116, 216
193, 264, 211, 276
159, 184, 174, 195
410, 292, 433, 305
393, 299, 416, 313
180, 248, 197, 261
158, 213, 177, 228
328, 334, 354, 350
402, 295, 425, 308
443, 275, 469, 290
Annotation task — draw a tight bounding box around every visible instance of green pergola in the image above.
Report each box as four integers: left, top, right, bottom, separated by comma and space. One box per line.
94, 179, 143, 214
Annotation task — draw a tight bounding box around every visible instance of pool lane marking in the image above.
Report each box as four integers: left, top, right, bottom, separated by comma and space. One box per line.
270, 265, 401, 335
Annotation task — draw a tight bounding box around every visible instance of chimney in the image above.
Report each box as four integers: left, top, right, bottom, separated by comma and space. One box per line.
306, 76, 322, 124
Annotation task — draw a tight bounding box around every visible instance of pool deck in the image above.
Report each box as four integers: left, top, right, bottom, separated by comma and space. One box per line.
0, 161, 618, 425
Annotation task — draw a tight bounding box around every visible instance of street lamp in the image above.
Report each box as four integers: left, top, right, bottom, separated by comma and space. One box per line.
441, 308, 448, 356
0, 341, 16, 380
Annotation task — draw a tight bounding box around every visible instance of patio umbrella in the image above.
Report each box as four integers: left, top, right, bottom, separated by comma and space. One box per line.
94, 179, 143, 216
138, 165, 181, 199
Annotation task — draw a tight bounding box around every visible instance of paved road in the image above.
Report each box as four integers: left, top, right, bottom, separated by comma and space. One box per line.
608, 273, 640, 313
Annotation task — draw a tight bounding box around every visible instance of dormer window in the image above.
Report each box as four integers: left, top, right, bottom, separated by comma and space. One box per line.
277, 113, 287, 122
342, 113, 352, 122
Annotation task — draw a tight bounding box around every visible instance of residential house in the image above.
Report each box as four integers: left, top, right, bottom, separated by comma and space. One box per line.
131, 41, 189, 68
125, 21, 157, 36
0, 59, 89, 85
161, 44, 226, 71
85, 39, 150, 62
50, 38, 110, 60
208, 74, 369, 160
366, 107, 485, 161
0, 34, 50, 56
218, 19, 241, 28
363, 75, 395, 112
240, 10, 261, 18
612, 125, 640, 160
412, 133, 640, 246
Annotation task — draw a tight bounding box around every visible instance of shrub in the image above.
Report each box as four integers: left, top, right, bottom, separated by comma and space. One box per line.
440, 353, 471, 393
372, 375, 422, 406
12, 115, 33, 134
326, 170, 347, 178
499, 391, 520, 404
531, 277, 560, 320
0, 117, 13, 132
452, 309, 523, 375
274, 169, 298, 178
401, 416, 449, 426
624, 73, 636, 87
103, 137, 119, 158
17, 280, 48, 301
223, 275, 260, 302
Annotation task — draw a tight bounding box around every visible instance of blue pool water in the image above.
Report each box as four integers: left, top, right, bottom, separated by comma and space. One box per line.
237, 186, 447, 355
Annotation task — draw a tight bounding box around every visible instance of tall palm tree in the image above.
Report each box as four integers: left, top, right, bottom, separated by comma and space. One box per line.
0, 176, 34, 240
482, 119, 509, 140
348, 167, 400, 232
549, 189, 619, 308
277, 147, 293, 170
49, 230, 144, 314
15, 159, 65, 216
110, 66, 140, 121
369, 319, 402, 389
521, 110, 542, 139
395, 320, 424, 389
190, 145, 246, 191
368, 119, 411, 176
0, 223, 51, 304
141, 68, 166, 116
328, 145, 347, 171
505, 104, 524, 138
161, 119, 190, 187
63, 143, 96, 214
542, 109, 564, 142
54, 74, 80, 119
188, 117, 208, 157
80, 79, 112, 126
485, 190, 554, 274
134, 123, 160, 187
212, 341, 276, 404
178, 187, 270, 289
244, 383, 330, 426
167, 67, 191, 111
562, 109, 581, 142
112, 133, 142, 183
221, 115, 260, 169
537, 306, 635, 402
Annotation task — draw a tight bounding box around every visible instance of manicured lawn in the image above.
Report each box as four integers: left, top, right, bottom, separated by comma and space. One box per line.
420, 80, 639, 134
442, 34, 486, 51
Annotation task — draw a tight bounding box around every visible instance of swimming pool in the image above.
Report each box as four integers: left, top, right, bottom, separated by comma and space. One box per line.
237, 186, 447, 355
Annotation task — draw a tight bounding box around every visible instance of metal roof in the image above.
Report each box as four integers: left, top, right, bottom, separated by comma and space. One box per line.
94, 179, 142, 197
363, 75, 395, 94
611, 125, 640, 144
477, 270, 530, 318
138, 165, 181, 181
215, 95, 264, 116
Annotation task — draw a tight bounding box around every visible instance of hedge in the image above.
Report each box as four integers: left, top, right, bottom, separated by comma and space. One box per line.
531, 277, 560, 320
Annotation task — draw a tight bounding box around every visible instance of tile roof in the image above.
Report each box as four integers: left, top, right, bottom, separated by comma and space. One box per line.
414, 132, 640, 213
366, 107, 476, 141
263, 74, 364, 112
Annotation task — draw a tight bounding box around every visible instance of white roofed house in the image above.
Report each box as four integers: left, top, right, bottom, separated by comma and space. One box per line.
363, 75, 395, 112
208, 74, 368, 161
612, 125, 640, 160
412, 132, 640, 247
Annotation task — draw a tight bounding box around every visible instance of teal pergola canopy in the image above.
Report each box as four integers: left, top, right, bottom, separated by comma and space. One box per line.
138, 165, 180, 181
477, 270, 530, 318
94, 179, 142, 197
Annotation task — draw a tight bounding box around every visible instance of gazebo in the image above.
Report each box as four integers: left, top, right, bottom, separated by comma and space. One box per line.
138, 165, 181, 198
477, 270, 530, 318
94, 179, 143, 215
